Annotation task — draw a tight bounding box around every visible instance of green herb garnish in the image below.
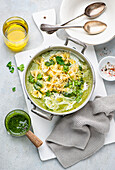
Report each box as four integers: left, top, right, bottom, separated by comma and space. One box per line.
63, 65, 69, 73
12, 87, 16, 92
79, 65, 82, 71
34, 84, 43, 94
62, 92, 74, 97
10, 67, 14, 73
17, 64, 24, 72
47, 75, 51, 81
29, 74, 35, 83
56, 56, 71, 72
6, 61, 12, 69
56, 56, 65, 65
52, 90, 57, 93
36, 81, 43, 88
46, 90, 51, 97
37, 73, 42, 80
34, 84, 40, 90
45, 59, 55, 67
6, 61, 14, 73
80, 77, 84, 84
76, 96, 82, 103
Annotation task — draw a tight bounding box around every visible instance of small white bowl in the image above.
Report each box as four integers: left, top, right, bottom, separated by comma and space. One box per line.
98, 56, 115, 81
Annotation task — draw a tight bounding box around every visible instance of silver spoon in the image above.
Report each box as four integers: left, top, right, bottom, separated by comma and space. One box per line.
41, 21, 107, 35
41, 2, 106, 34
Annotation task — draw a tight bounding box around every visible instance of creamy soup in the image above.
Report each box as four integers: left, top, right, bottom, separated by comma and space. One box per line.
25, 50, 93, 113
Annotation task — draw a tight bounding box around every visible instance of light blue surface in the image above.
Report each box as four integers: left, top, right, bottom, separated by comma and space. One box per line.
0, 0, 115, 170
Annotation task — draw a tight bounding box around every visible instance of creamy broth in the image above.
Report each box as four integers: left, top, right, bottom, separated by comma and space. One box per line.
25, 50, 93, 113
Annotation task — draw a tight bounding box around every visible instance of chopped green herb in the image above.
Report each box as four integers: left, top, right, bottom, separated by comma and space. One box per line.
80, 77, 84, 84
12, 87, 16, 92
79, 65, 82, 71
47, 75, 51, 81
46, 90, 51, 97
78, 90, 83, 96
62, 92, 74, 97
52, 90, 57, 93
69, 81, 73, 85
6, 61, 12, 69
36, 81, 43, 88
69, 85, 73, 89
45, 59, 55, 67
37, 73, 42, 80
17, 64, 24, 72
56, 56, 65, 65
34, 84, 40, 91
29, 74, 35, 83
33, 84, 43, 94
6, 61, 14, 73
50, 59, 55, 65
76, 96, 81, 103
63, 65, 69, 72
10, 67, 14, 73
45, 61, 51, 67
72, 90, 77, 95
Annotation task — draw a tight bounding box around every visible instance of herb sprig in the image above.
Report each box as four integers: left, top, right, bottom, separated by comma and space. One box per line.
56, 56, 71, 73
17, 64, 24, 72
6, 61, 14, 73
45, 59, 55, 67
12, 87, 16, 92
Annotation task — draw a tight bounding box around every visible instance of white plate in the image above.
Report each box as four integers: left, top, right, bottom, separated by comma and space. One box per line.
60, 0, 115, 45
98, 56, 115, 81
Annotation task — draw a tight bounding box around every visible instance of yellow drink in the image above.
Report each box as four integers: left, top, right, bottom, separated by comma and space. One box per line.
3, 16, 29, 52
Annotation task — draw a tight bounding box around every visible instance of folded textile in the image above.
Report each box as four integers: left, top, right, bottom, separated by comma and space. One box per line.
46, 95, 115, 168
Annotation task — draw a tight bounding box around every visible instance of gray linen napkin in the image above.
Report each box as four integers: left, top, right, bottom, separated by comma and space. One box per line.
46, 95, 115, 168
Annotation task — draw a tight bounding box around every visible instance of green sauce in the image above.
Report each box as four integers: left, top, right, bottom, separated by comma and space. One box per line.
5, 110, 31, 136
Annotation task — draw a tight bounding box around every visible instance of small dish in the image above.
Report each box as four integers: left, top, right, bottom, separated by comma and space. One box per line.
98, 56, 115, 81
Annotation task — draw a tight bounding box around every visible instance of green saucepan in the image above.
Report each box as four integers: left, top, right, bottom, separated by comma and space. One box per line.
5, 109, 43, 147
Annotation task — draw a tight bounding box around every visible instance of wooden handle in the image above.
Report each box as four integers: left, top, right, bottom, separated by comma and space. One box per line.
26, 130, 43, 148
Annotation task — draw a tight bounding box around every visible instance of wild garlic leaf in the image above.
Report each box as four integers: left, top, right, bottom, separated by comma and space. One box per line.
17, 64, 24, 72
12, 87, 16, 92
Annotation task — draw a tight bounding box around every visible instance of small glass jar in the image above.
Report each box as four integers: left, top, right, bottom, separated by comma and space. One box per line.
3, 16, 29, 52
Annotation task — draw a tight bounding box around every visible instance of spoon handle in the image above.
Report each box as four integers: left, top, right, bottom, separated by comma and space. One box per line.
61, 13, 85, 26
41, 24, 83, 32
41, 14, 84, 34
26, 130, 43, 148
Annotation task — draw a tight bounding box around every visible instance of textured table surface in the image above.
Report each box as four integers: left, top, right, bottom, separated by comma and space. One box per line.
0, 0, 115, 170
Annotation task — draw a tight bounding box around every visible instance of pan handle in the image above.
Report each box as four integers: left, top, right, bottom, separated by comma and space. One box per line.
31, 105, 53, 121
64, 37, 87, 54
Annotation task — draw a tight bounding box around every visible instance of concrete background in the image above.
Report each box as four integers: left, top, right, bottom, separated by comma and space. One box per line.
0, 0, 115, 170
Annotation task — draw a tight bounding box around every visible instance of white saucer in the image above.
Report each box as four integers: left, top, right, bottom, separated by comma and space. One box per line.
60, 0, 115, 45
98, 56, 115, 81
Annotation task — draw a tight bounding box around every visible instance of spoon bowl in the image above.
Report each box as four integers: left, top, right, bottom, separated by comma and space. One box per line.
85, 2, 106, 18
84, 21, 107, 35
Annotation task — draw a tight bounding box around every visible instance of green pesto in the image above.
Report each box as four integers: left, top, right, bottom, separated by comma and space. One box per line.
5, 110, 31, 136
